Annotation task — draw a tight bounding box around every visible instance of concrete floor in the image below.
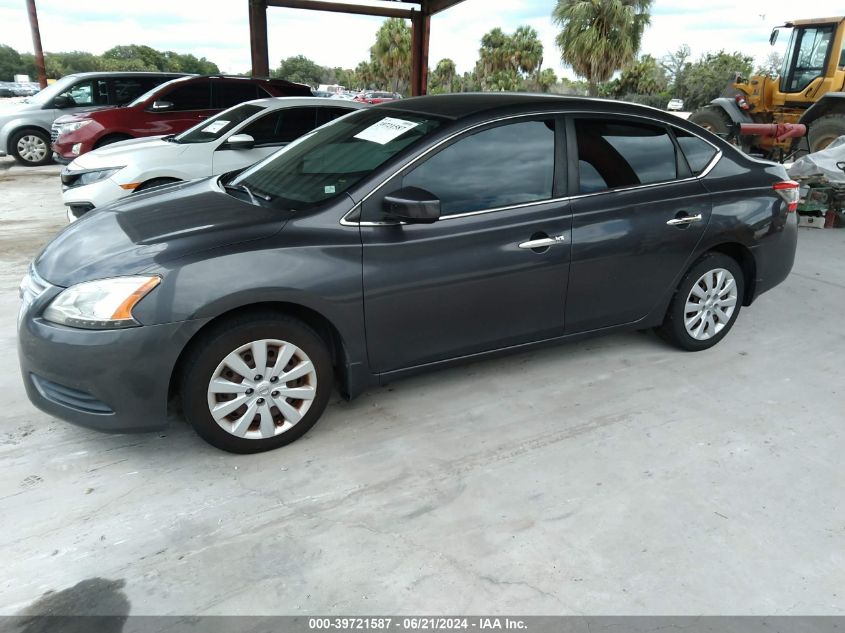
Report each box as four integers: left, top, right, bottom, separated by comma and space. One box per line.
1, 157, 843, 616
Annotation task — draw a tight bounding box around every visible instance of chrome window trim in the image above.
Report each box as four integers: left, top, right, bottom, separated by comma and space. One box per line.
340, 109, 723, 226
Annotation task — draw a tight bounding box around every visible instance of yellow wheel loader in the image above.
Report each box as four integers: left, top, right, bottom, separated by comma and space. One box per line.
689, 16, 845, 159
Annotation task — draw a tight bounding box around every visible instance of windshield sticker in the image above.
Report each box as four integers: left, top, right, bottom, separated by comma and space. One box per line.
204, 120, 229, 134
324, 185, 336, 194
354, 117, 419, 145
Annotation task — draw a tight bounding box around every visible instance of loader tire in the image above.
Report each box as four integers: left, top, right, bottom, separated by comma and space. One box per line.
807, 115, 845, 153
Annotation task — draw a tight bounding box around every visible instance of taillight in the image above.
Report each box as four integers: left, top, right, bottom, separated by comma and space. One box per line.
735, 93, 750, 111
773, 180, 799, 212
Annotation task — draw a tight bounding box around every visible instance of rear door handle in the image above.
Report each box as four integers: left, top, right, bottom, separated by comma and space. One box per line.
666, 213, 703, 226
518, 235, 567, 249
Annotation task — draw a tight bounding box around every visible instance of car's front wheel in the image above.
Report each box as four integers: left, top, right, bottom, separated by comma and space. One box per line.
10, 128, 52, 166
180, 313, 333, 453
656, 253, 744, 351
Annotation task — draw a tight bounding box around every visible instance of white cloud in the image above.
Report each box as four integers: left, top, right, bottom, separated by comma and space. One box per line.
0, 0, 843, 81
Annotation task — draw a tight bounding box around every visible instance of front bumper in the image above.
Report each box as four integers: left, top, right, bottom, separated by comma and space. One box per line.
61, 172, 131, 221
17, 276, 210, 433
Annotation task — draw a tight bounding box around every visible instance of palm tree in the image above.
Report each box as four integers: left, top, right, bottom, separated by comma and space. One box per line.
430, 58, 457, 94
371, 18, 412, 93
511, 25, 544, 77
553, 0, 653, 96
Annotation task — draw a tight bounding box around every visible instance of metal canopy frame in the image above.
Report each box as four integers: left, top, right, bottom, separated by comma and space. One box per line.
248, 0, 467, 95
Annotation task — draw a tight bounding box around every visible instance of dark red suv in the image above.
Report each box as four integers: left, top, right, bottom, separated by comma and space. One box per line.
51, 75, 312, 162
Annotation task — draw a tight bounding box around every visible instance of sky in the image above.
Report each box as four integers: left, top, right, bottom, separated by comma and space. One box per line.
0, 0, 843, 80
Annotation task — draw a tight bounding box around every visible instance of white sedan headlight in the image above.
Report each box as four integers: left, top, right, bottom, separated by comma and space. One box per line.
43, 276, 160, 329
58, 120, 92, 135
76, 167, 123, 186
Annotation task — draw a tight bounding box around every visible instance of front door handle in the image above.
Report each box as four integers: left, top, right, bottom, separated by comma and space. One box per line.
518, 234, 567, 249
666, 213, 703, 227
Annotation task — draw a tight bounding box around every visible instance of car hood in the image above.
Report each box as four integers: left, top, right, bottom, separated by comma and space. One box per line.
0, 100, 40, 119
68, 136, 186, 170
35, 177, 287, 287
53, 105, 118, 124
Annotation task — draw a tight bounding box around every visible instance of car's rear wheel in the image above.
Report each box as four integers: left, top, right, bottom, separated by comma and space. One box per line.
656, 253, 744, 351
180, 313, 333, 453
11, 129, 52, 166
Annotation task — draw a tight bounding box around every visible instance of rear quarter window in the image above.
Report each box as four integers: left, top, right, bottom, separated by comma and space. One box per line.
674, 128, 718, 175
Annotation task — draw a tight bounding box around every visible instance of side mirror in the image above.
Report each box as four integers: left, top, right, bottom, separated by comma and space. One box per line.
151, 100, 174, 112
224, 133, 255, 150
53, 95, 71, 109
769, 29, 779, 46
383, 186, 440, 224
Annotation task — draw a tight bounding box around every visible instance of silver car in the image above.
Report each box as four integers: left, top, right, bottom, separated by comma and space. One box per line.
0, 72, 184, 166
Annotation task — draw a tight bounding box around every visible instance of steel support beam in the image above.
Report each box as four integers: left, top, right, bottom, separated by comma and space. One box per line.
25, 0, 47, 89
265, 0, 413, 18
249, 0, 270, 78
410, 9, 430, 96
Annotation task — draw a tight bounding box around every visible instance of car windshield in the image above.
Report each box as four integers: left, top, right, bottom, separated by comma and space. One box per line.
174, 103, 264, 144
25, 75, 77, 105
230, 109, 443, 210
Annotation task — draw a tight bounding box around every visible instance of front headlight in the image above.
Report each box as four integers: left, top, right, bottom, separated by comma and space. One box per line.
58, 120, 92, 135
77, 167, 123, 186
43, 276, 161, 329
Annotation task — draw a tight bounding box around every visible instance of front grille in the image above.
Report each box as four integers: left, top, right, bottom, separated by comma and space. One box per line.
50, 123, 60, 144
31, 374, 113, 414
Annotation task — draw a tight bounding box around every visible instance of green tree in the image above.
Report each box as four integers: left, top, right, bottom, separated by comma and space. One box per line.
0, 45, 22, 81
476, 25, 545, 92
677, 50, 754, 110
612, 54, 667, 97
273, 54, 325, 86
164, 52, 218, 74
661, 44, 690, 89
370, 18, 411, 93
755, 51, 783, 78
553, 0, 653, 96
429, 58, 457, 94
102, 45, 166, 70
535, 68, 558, 93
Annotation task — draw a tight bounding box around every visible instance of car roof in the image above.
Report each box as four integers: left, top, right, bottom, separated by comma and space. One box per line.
377, 92, 680, 122
243, 96, 369, 110
62, 71, 189, 79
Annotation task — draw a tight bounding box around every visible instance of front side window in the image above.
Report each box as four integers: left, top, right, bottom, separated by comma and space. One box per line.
58, 80, 107, 106
174, 103, 264, 144
403, 119, 555, 216
782, 26, 835, 93
575, 118, 677, 194
231, 110, 443, 210
161, 81, 211, 111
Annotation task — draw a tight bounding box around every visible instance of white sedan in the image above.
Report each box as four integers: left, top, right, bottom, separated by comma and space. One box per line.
61, 97, 367, 222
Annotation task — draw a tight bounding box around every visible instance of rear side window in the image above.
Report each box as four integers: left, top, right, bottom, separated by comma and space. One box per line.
163, 81, 211, 111
674, 128, 718, 175
574, 119, 677, 193
112, 77, 159, 105
213, 81, 260, 108
403, 119, 556, 216
316, 107, 353, 126
241, 107, 319, 144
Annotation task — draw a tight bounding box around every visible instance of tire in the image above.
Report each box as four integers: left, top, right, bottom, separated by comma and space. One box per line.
807, 114, 845, 153
689, 107, 732, 137
10, 128, 52, 166
180, 313, 334, 453
655, 253, 745, 352
94, 134, 132, 149
135, 177, 180, 193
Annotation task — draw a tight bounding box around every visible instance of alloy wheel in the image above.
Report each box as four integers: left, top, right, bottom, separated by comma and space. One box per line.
16, 134, 48, 163
683, 268, 738, 341
206, 338, 317, 439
